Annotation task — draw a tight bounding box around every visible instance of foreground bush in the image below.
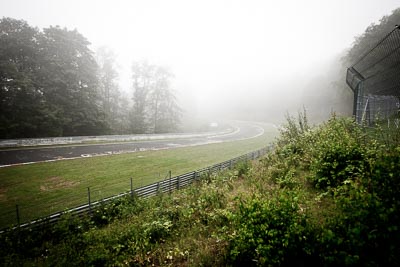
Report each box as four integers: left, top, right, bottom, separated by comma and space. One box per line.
259, 113, 400, 266
227, 190, 316, 266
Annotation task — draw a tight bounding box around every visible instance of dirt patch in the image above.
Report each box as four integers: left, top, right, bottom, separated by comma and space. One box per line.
40, 176, 79, 192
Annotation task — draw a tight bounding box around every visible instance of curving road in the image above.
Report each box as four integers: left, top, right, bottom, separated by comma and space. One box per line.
0, 121, 266, 167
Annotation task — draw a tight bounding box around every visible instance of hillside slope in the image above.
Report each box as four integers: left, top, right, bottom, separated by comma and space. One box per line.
1, 114, 399, 266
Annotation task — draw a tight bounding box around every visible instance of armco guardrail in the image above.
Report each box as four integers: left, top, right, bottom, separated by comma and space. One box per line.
1, 146, 271, 233
0, 127, 236, 148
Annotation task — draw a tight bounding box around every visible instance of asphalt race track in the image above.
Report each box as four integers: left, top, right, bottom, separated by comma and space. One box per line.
0, 121, 266, 167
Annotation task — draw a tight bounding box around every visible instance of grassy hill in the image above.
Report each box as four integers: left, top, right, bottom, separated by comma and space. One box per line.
1, 114, 399, 266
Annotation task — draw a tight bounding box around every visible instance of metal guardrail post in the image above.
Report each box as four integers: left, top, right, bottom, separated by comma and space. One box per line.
16, 205, 20, 227
87, 187, 91, 213
130, 177, 134, 198
169, 170, 172, 193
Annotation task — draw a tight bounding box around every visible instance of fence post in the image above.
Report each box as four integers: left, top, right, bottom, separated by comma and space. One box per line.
177, 176, 180, 190
16, 204, 20, 227
194, 171, 197, 181
87, 187, 91, 212
130, 177, 134, 198
169, 170, 172, 193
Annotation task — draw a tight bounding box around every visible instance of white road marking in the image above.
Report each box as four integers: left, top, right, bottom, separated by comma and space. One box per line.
0, 122, 269, 168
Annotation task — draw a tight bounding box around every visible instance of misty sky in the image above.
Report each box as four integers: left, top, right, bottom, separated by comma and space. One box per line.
0, 0, 399, 118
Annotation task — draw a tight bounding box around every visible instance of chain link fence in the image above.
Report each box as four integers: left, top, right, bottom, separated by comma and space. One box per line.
346, 25, 400, 126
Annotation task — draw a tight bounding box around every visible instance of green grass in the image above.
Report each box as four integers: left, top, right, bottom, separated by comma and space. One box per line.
2, 115, 399, 266
0, 124, 277, 228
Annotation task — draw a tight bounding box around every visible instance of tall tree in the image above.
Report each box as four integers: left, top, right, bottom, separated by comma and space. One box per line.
0, 18, 116, 138
150, 66, 181, 133
96, 46, 125, 133
130, 61, 181, 134
116, 91, 130, 133
0, 17, 53, 138
39, 26, 107, 136
130, 61, 154, 133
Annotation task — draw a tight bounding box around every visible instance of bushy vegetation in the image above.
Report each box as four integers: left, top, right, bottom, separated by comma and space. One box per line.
1, 113, 399, 266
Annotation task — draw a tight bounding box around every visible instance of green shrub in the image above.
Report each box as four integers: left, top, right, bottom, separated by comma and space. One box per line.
306, 144, 398, 266
227, 191, 315, 266
236, 160, 251, 177
143, 219, 173, 243
308, 116, 370, 190
91, 196, 143, 226
279, 109, 310, 147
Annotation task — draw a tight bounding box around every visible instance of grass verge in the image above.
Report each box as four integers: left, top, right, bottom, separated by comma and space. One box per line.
0, 124, 277, 229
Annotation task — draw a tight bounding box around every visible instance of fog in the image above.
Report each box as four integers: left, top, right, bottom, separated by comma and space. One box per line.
1, 0, 399, 125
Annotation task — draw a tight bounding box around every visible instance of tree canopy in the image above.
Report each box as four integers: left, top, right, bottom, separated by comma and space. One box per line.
130, 61, 181, 134
345, 8, 400, 66
0, 17, 181, 138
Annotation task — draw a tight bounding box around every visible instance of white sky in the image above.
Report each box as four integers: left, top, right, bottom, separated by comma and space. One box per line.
0, 0, 399, 117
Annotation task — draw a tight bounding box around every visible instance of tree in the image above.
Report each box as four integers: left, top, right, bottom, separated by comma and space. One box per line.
116, 91, 130, 133
130, 61, 154, 133
150, 66, 181, 133
130, 61, 181, 134
96, 46, 126, 133
0, 17, 182, 138
344, 8, 400, 66
0, 18, 117, 138
39, 26, 107, 136
0, 17, 53, 138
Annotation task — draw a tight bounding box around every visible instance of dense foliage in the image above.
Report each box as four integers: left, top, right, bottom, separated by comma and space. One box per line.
345, 8, 400, 66
0, 17, 181, 138
300, 7, 400, 123
1, 114, 399, 266
0, 18, 107, 137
